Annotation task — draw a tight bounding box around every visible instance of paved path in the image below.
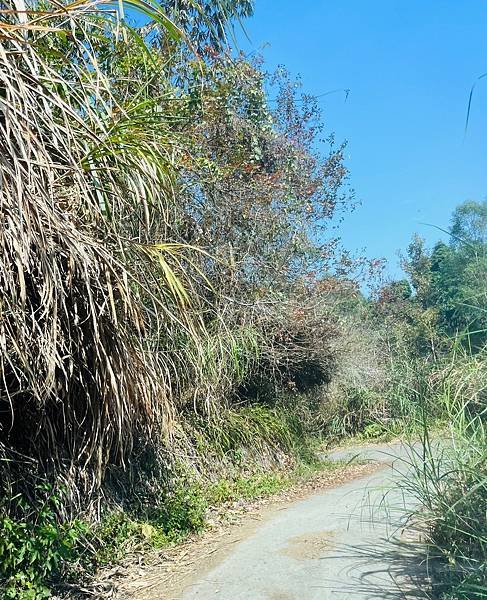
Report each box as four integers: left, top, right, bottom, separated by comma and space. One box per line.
181, 441, 430, 600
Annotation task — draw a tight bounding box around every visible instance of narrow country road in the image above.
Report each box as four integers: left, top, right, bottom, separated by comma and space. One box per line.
177, 442, 430, 600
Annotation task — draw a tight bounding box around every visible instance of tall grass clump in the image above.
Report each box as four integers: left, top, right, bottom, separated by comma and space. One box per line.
404, 352, 486, 599
0, 0, 198, 497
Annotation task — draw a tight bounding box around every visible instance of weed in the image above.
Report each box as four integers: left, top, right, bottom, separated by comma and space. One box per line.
206, 472, 289, 505
0, 487, 86, 599
152, 484, 208, 540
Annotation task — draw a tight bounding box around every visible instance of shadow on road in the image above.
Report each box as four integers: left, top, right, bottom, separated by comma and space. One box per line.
316, 536, 432, 599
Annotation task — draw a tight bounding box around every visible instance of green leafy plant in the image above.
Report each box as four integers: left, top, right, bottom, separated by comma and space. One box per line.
0, 488, 87, 599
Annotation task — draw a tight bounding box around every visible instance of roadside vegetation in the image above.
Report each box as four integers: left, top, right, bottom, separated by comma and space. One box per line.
383, 209, 487, 600
0, 1, 485, 598
406, 375, 486, 600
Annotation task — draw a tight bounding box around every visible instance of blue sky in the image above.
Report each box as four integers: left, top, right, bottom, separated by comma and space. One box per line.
236, 1, 487, 277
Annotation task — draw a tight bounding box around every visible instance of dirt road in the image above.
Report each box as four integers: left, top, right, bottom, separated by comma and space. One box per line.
175, 442, 429, 599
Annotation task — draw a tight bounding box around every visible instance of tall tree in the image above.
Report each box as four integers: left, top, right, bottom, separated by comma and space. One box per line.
450, 199, 487, 247
400, 202, 487, 351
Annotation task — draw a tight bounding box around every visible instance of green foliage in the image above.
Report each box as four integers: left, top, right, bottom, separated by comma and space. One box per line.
90, 484, 210, 570
206, 472, 289, 504
0, 488, 86, 599
395, 201, 487, 353
324, 387, 383, 438
324, 385, 420, 442
160, 0, 254, 51
153, 484, 208, 540
188, 404, 311, 466
88, 487, 210, 569
386, 213, 487, 598
450, 200, 487, 246
90, 512, 160, 568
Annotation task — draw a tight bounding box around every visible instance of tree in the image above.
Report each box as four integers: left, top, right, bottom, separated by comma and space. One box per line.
399, 202, 487, 353
401, 234, 432, 308
450, 199, 487, 247
175, 56, 354, 302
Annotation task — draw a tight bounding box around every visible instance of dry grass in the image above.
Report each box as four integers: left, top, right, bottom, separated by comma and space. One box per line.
0, 0, 209, 505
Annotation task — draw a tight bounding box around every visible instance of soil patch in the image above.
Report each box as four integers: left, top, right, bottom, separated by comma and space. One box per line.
279, 530, 336, 561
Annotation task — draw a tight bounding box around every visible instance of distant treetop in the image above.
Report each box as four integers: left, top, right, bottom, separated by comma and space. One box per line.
450, 199, 487, 247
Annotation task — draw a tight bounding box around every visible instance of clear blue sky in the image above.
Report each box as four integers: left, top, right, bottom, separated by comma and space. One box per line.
236, 1, 487, 277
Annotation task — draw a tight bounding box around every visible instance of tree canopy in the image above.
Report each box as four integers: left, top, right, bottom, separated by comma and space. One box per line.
384, 200, 487, 352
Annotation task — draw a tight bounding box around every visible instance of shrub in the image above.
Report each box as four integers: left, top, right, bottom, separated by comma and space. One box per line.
154, 484, 208, 540
0, 488, 86, 599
